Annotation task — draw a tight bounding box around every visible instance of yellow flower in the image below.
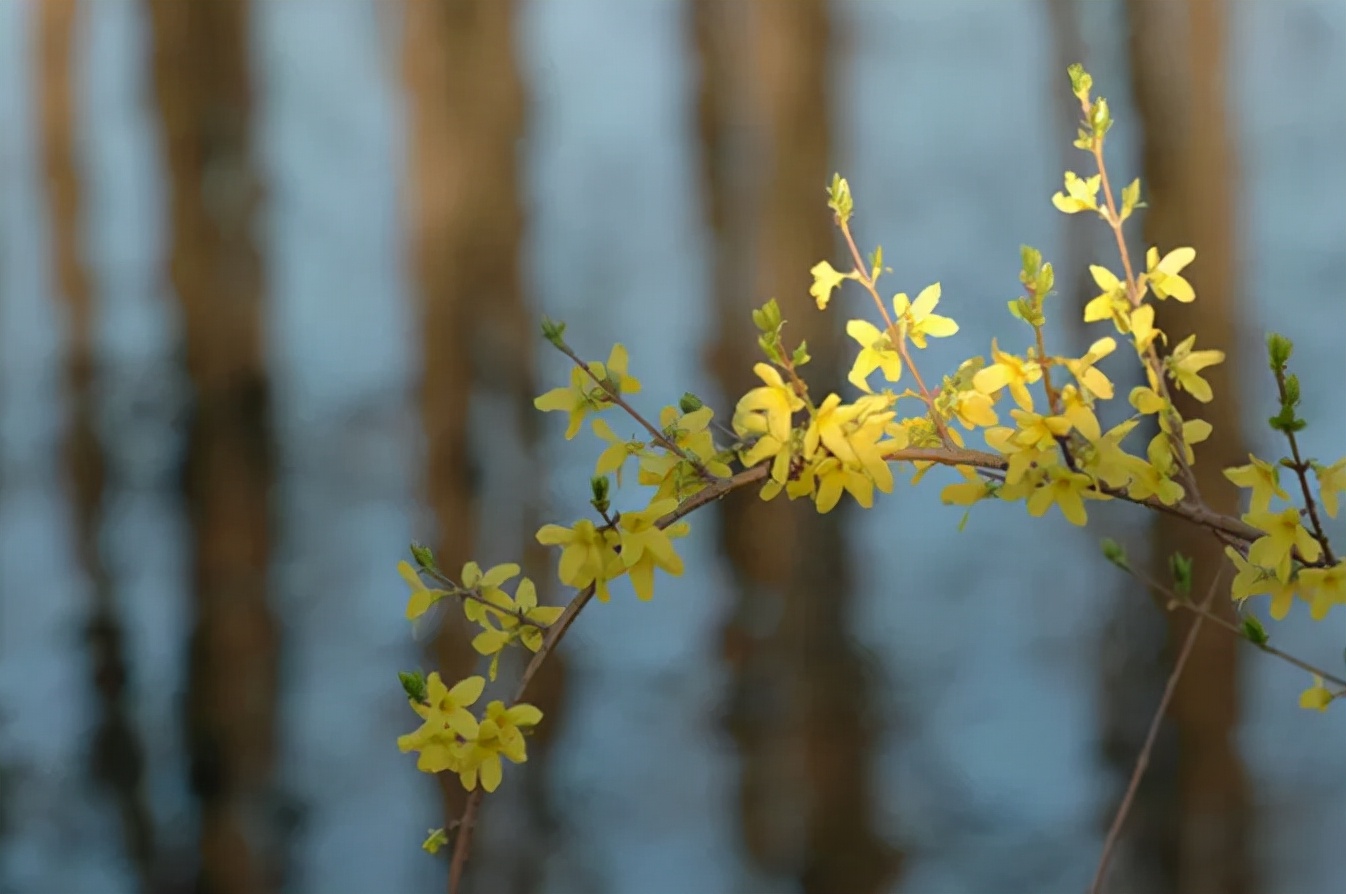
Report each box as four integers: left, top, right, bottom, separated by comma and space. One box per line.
617, 499, 689, 601
1083, 265, 1128, 331
1051, 170, 1102, 214
1124, 449, 1184, 506
1026, 467, 1103, 526
1223, 454, 1289, 514
973, 339, 1041, 411
1129, 304, 1160, 351
950, 389, 997, 429
397, 673, 485, 774
460, 561, 520, 625
1078, 419, 1140, 490
1225, 545, 1298, 620
813, 455, 874, 512
845, 319, 902, 392
735, 363, 804, 444
893, 283, 958, 348
1165, 334, 1224, 403
470, 576, 563, 661
1313, 457, 1346, 518
1059, 385, 1101, 442
455, 700, 543, 793
1129, 385, 1166, 415
810, 260, 850, 310
1063, 337, 1116, 400
1298, 676, 1334, 712
400, 560, 449, 621
1144, 246, 1196, 302
592, 418, 642, 485
535, 519, 621, 601
941, 466, 991, 506
1299, 561, 1346, 621
1010, 408, 1073, 452
533, 345, 641, 440
1245, 507, 1322, 582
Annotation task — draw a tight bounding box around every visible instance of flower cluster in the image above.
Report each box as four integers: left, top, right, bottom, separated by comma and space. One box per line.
395, 64, 1345, 872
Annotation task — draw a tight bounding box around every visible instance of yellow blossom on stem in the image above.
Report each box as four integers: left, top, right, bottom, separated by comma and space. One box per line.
535, 519, 620, 601
397, 673, 485, 773
1058, 385, 1101, 441
617, 499, 690, 601
1224, 454, 1289, 513
813, 456, 874, 512
1298, 676, 1335, 712
1129, 385, 1166, 415
1062, 337, 1117, 400
845, 319, 902, 392
1083, 265, 1129, 331
1165, 334, 1224, 403
810, 260, 851, 310
973, 339, 1042, 411
893, 283, 959, 348
639, 406, 730, 500
1144, 246, 1196, 302
460, 561, 520, 625
941, 465, 992, 506
950, 389, 997, 429
735, 363, 804, 444
456, 700, 543, 793
1225, 545, 1299, 620
1245, 507, 1322, 582
1313, 457, 1346, 517
533, 345, 641, 440
1026, 466, 1104, 526
592, 418, 643, 485
1299, 561, 1346, 621
1129, 304, 1160, 351
1078, 419, 1140, 489
1051, 170, 1102, 214
1010, 408, 1073, 452
400, 560, 449, 621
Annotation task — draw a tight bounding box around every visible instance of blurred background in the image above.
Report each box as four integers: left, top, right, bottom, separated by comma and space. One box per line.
1, 1, 1344, 892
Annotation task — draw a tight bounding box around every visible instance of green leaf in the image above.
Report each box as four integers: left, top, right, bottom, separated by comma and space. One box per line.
590, 476, 611, 514
869, 245, 884, 282
422, 827, 450, 855
957, 509, 971, 533
791, 341, 811, 367
410, 541, 438, 574
827, 173, 854, 223
1241, 615, 1270, 647
540, 315, 567, 347
1067, 63, 1092, 101
1266, 332, 1293, 370
1090, 97, 1112, 136
1101, 538, 1130, 571
1170, 552, 1193, 597
1283, 373, 1301, 408
679, 392, 705, 414
1120, 178, 1143, 222
399, 670, 428, 703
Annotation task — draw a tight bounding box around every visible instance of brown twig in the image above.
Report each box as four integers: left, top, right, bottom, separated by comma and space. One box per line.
554, 340, 720, 481
1272, 371, 1337, 565
1090, 569, 1223, 894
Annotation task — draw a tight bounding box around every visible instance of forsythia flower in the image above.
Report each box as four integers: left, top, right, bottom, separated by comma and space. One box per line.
400, 560, 449, 621
893, 283, 958, 348
1224, 454, 1289, 513
1078, 419, 1140, 489
1225, 545, 1299, 620
1083, 265, 1129, 331
1052, 171, 1102, 214
845, 319, 902, 392
813, 455, 874, 512
950, 389, 997, 429
1144, 246, 1196, 302
592, 418, 643, 484
1026, 467, 1104, 526
973, 339, 1042, 411
811, 260, 851, 310
1165, 334, 1224, 403
1298, 676, 1334, 712
456, 701, 543, 793
397, 674, 485, 773
1313, 457, 1346, 518
735, 363, 804, 451
1010, 408, 1073, 452
1245, 508, 1322, 582
535, 519, 621, 601
471, 576, 564, 672
1063, 337, 1117, 400
460, 561, 520, 625
533, 345, 641, 439
941, 466, 992, 506
617, 499, 690, 601
639, 406, 730, 499
1299, 561, 1346, 621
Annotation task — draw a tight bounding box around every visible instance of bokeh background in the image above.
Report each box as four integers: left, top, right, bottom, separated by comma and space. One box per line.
1, 1, 1344, 893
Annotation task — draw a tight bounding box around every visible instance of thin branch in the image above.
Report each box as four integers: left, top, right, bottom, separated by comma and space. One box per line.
1274, 370, 1337, 565
554, 340, 720, 481
1090, 570, 1223, 894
